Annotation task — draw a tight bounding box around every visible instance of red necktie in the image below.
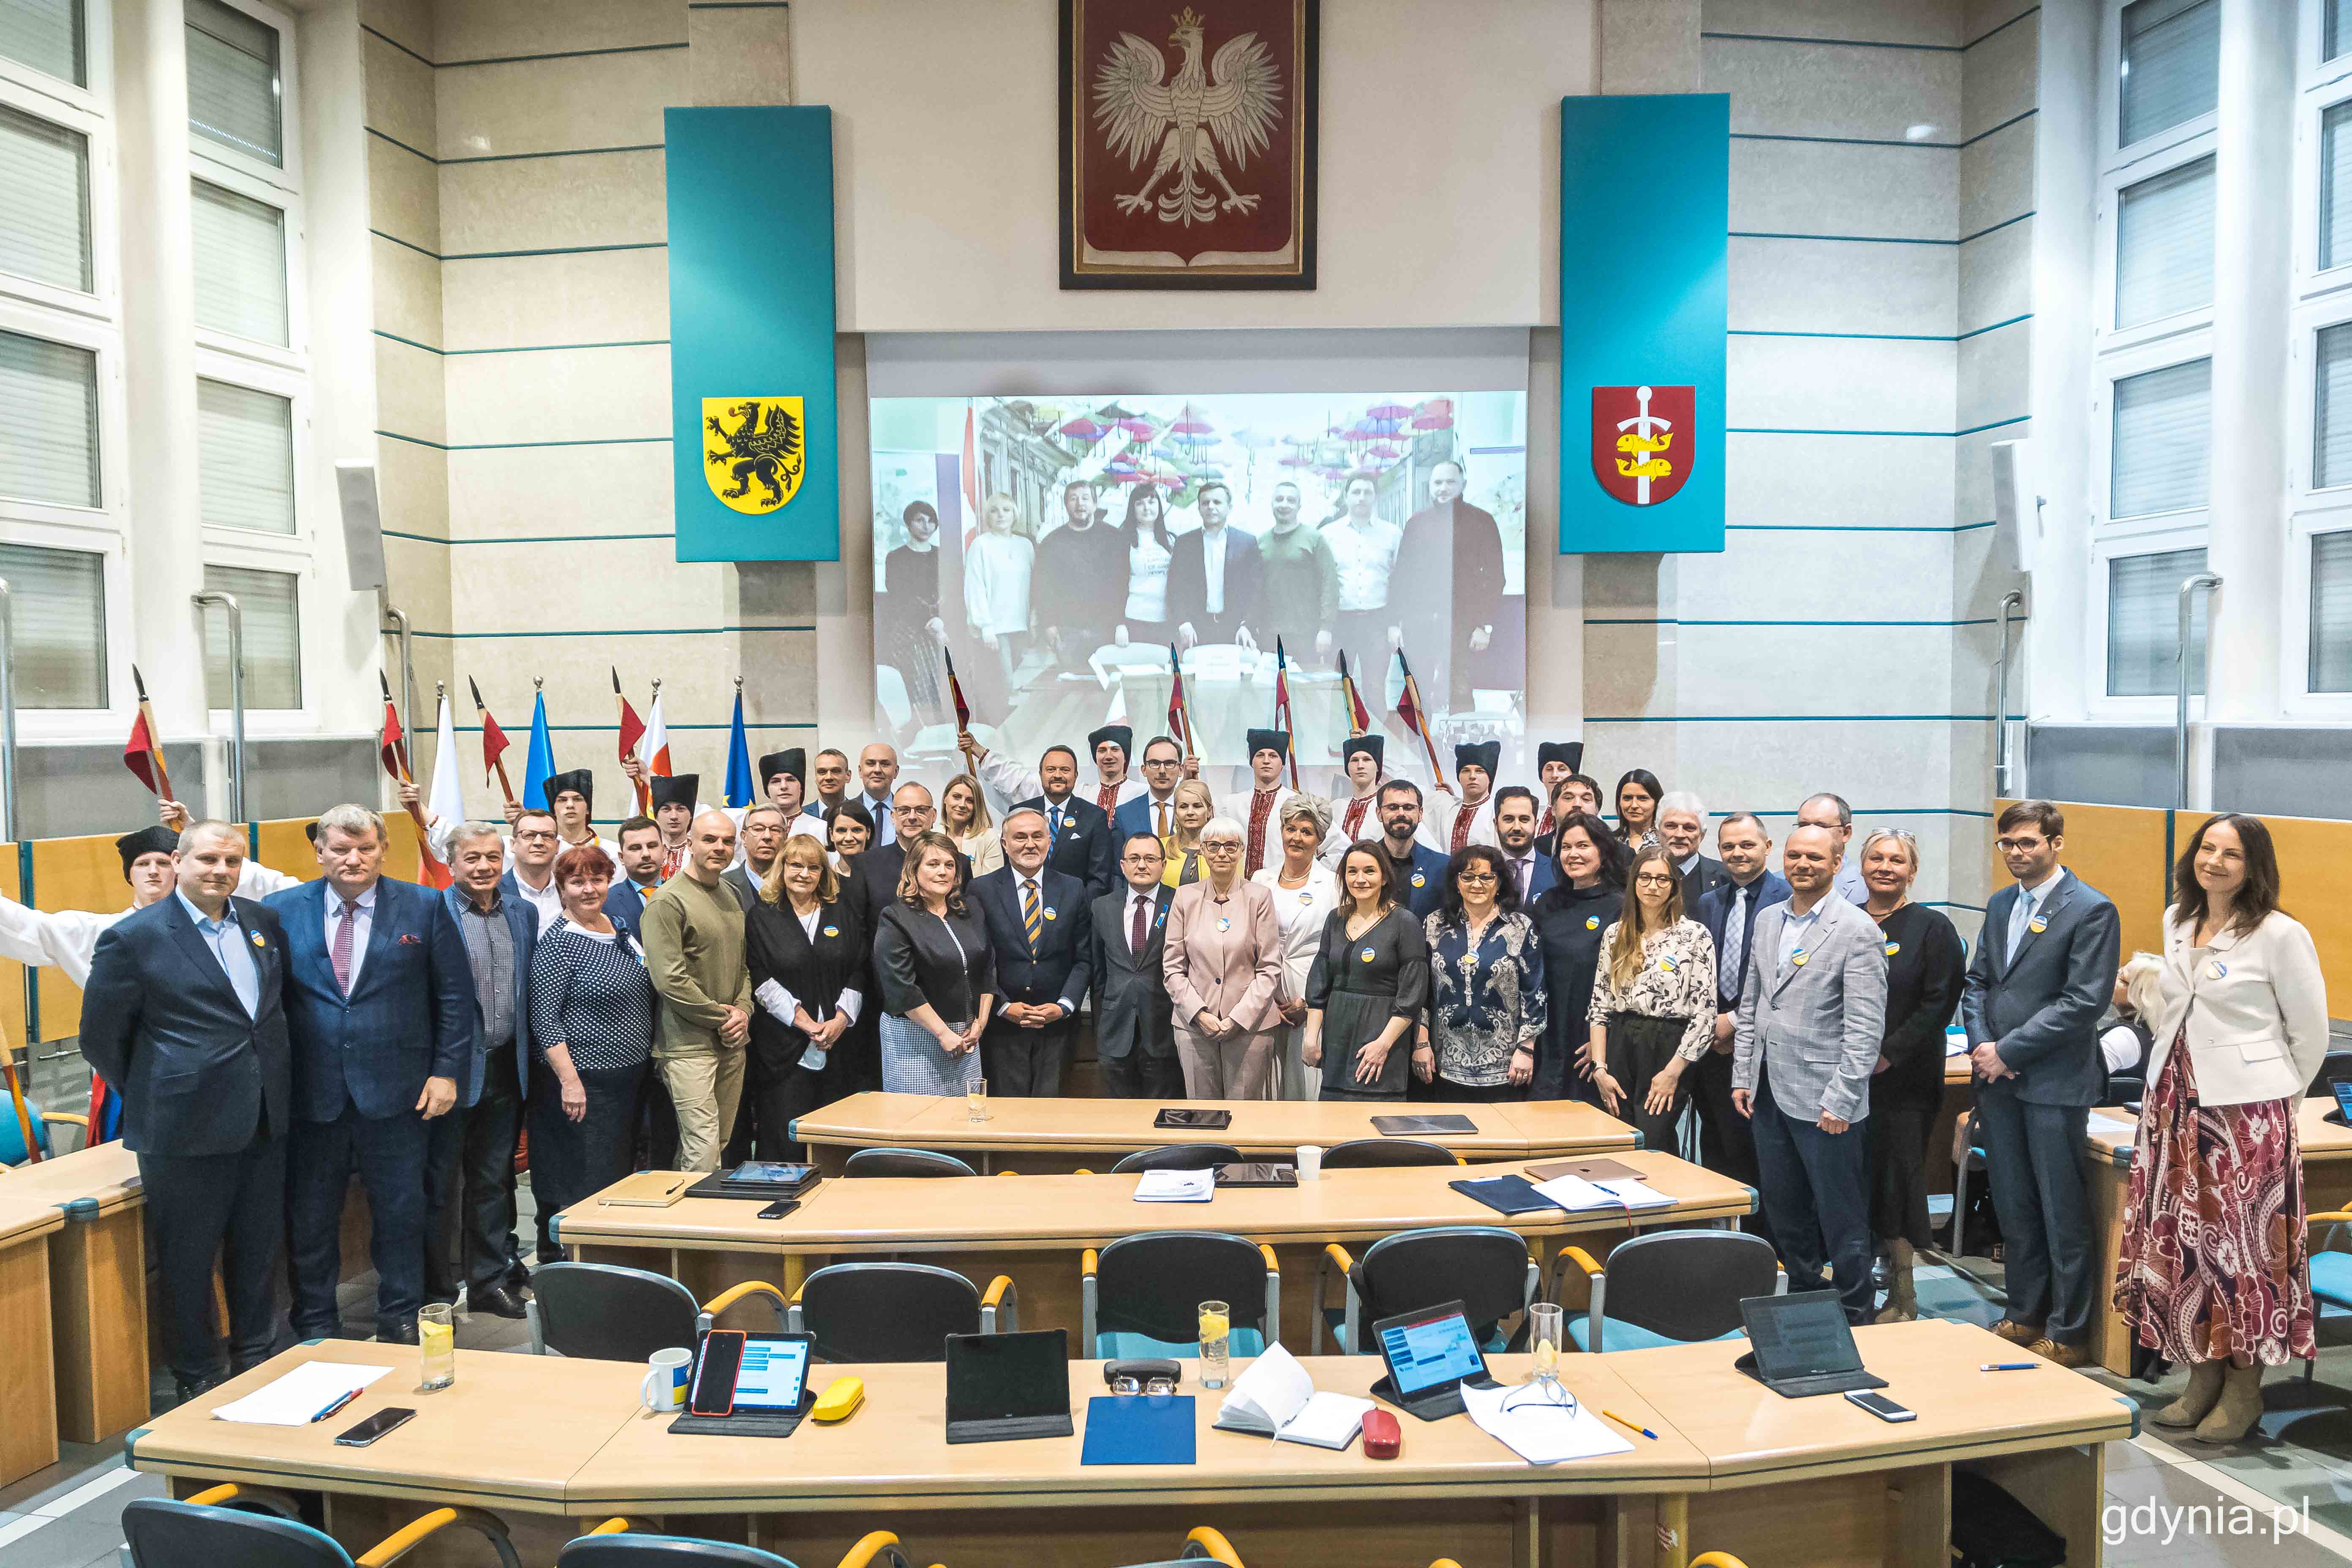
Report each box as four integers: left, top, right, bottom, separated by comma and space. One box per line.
1131, 894, 1149, 955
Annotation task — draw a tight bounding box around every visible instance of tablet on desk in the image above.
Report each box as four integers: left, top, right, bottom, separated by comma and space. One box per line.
1369, 1301, 1497, 1421
1734, 1291, 1886, 1397
1155, 1108, 1233, 1130
2328, 1080, 2352, 1128
945, 1328, 1075, 1444
728, 1333, 813, 1412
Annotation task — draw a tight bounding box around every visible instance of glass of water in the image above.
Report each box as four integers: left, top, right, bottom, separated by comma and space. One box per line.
419, 1302, 456, 1392
1198, 1299, 1231, 1389
1527, 1302, 1563, 1382
967, 1075, 990, 1123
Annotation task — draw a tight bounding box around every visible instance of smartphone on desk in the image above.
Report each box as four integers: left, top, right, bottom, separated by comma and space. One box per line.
757, 1198, 800, 1220
335, 1407, 416, 1446
690, 1330, 747, 1417
1843, 1390, 1915, 1423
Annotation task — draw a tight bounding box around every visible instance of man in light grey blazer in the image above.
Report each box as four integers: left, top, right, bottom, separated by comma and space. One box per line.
1732, 825, 1888, 1322
1961, 800, 2121, 1367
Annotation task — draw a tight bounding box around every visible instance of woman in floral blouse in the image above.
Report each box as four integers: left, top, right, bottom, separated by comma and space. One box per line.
1418, 845, 1548, 1101
1584, 847, 1717, 1148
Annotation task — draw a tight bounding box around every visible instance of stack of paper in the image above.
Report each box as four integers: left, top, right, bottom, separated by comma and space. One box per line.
1532, 1174, 1674, 1212
212, 1363, 392, 1426
1133, 1168, 1215, 1203
1460, 1382, 1633, 1465
1213, 1345, 1374, 1450
2086, 1112, 2138, 1140
1945, 1029, 1971, 1057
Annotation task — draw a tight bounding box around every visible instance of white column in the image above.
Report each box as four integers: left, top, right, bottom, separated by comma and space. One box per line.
2202, 0, 2297, 745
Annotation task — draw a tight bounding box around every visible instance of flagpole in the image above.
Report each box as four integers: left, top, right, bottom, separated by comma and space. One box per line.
469, 677, 518, 809
131, 664, 173, 802
613, 666, 649, 814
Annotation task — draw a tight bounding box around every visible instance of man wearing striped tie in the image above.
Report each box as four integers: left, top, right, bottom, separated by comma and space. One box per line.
970, 809, 1093, 1097
1113, 735, 1194, 844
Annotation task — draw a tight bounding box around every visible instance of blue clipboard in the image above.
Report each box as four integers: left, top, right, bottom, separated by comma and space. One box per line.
1080, 1394, 1197, 1465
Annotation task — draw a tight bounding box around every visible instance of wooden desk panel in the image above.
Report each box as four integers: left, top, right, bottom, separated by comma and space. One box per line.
0, 1227, 58, 1487
5, 1142, 149, 1442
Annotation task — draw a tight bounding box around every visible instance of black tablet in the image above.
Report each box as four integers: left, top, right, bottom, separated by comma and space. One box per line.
945, 1328, 1074, 1443
1369, 1300, 1495, 1420
1154, 1108, 1233, 1130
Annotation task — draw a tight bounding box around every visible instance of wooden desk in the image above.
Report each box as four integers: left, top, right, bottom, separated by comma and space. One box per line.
0, 1141, 150, 1442
557, 1154, 1755, 1348
128, 1321, 2132, 1568
792, 1092, 1637, 1175
0, 1170, 66, 1486
2083, 1096, 2352, 1374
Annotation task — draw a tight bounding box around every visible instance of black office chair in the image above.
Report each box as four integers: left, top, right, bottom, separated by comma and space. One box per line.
1110, 1143, 1245, 1173
561, 1522, 915, 1568
528, 1262, 787, 1361
1082, 1230, 1279, 1358
1116, 1526, 1245, 1567
123, 1488, 520, 1568
844, 1147, 978, 1178
789, 1262, 1017, 1361
1319, 1138, 1459, 1169
1552, 1229, 1783, 1352
1314, 1226, 1537, 1355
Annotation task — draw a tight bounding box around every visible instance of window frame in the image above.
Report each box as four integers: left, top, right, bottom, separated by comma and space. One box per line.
2091, 528, 2215, 710
2093, 128, 2218, 355
0, 75, 117, 322
2101, 0, 2222, 169
2089, 332, 2215, 719
0, 0, 112, 117
196, 552, 308, 724
183, 0, 300, 196
188, 162, 304, 367
192, 346, 306, 552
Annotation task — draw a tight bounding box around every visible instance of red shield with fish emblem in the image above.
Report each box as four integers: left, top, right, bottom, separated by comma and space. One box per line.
1591, 384, 1696, 507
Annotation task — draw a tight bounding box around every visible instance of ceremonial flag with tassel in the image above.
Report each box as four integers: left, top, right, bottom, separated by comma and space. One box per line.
1166, 642, 1195, 756
122, 665, 173, 801
522, 687, 557, 810
1271, 637, 1300, 788
1388, 647, 1447, 791
943, 648, 975, 776
1336, 650, 1372, 735
613, 668, 650, 814
379, 674, 452, 888
470, 678, 517, 809
722, 685, 754, 809
425, 684, 465, 828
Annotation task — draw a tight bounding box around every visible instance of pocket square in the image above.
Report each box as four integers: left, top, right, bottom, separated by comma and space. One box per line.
397, 933, 422, 946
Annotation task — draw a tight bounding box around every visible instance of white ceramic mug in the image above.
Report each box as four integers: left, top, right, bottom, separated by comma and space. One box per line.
1296, 1144, 1323, 1181
641, 1346, 692, 1413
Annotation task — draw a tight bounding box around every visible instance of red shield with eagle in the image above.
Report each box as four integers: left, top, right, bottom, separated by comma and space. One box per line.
1591, 384, 1696, 507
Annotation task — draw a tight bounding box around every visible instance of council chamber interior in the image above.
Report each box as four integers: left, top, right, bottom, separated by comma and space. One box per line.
1, 0, 2350, 1566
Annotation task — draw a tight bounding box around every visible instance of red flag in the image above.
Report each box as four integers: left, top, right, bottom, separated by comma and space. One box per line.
613, 667, 650, 813
1166, 642, 1193, 754
469, 677, 517, 809
1337, 651, 1372, 734
961, 406, 980, 547
122, 665, 173, 800
944, 647, 971, 732
1392, 647, 1447, 791
1272, 638, 1299, 789
380, 675, 452, 889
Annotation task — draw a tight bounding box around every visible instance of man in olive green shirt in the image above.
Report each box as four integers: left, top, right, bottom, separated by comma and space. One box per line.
1255, 480, 1340, 667
640, 810, 752, 1172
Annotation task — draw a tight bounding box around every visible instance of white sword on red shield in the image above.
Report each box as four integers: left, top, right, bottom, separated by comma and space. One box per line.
1616, 384, 1674, 506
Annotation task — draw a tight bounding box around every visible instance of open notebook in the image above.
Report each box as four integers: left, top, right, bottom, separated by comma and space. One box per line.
1212, 1345, 1374, 1450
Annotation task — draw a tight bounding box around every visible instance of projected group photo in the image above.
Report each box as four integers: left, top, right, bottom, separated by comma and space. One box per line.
868, 389, 1528, 779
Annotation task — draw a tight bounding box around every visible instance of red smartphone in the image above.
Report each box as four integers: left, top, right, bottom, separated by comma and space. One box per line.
688, 1330, 746, 1417
1362, 1409, 1401, 1459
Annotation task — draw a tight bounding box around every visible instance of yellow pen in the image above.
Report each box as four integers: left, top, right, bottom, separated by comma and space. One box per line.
1601, 1408, 1657, 1440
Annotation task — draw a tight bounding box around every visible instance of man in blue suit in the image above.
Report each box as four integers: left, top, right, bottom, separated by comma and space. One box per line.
599, 817, 665, 933
1112, 735, 1190, 844
267, 803, 476, 1344
1491, 787, 1556, 904
427, 820, 539, 1320
1695, 812, 1789, 1225
970, 808, 1094, 1097
1372, 779, 1449, 919
1010, 744, 1116, 901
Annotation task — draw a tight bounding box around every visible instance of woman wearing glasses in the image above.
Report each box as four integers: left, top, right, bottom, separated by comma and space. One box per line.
1584, 847, 1716, 1150
1253, 794, 1339, 1099
1855, 828, 1966, 1322
1303, 843, 1431, 1101
1162, 817, 1286, 1097
1419, 845, 1547, 1102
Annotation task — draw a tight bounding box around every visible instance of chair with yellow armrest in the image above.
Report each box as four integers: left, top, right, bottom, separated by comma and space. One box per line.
121, 1490, 520, 1567
526, 1261, 787, 1362
558, 1526, 921, 1567
844, 1147, 977, 1178
0, 1102, 88, 1165
1312, 1227, 1538, 1356
1111, 1143, 1244, 1173
2302, 1210, 2352, 1380
1690, 1554, 1752, 1567
1551, 1230, 1781, 1353
1111, 1524, 1247, 1567
1082, 1233, 1279, 1359
787, 1260, 1019, 1360
1319, 1138, 1459, 1169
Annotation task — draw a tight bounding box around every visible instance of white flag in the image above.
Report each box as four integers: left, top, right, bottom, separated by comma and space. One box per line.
426, 690, 465, 827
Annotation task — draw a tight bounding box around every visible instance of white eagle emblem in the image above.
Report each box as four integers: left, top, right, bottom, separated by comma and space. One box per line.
1092, 6, 1283, 226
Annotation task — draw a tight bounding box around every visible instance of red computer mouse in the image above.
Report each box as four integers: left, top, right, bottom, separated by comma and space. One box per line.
1362, 1409, 1401, 1459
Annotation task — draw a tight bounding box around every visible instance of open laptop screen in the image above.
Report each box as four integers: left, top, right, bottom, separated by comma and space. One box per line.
1742, 1291, 1863, 1382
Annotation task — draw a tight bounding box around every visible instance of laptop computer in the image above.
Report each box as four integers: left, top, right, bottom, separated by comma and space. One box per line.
1368, 1300, 1502, 1421
1734, 1290, 1888, 1397
945, 1328, 1076, 1444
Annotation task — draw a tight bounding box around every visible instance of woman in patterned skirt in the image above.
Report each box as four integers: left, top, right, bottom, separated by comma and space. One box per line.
1584, 846, 1717, 1152
1419, 845, 1547, 1101
2118, 814, 2330, 1443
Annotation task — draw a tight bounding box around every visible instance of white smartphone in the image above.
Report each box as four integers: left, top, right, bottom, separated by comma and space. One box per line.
1844, 1389, 1916, 1423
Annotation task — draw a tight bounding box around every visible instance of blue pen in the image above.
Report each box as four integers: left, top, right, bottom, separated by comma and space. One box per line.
310, 1388, 363, 1422
1980, 1362, 2038, 1372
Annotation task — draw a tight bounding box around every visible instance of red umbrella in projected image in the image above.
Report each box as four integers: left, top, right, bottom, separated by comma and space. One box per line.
1279, 453, 1314, 468
1368, 402, 1413, 421
1413, 398, 1455, 431
1057, 415, 1106, 440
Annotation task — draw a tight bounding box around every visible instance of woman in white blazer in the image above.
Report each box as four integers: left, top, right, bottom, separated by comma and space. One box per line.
2117, 813, 2330, 1443
1251, 794, 1338, 1100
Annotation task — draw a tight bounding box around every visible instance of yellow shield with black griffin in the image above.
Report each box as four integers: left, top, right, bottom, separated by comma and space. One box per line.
702, 397, 806, 514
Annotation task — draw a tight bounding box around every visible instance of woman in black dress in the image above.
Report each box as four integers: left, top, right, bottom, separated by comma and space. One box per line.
1526, 811, 1627, 1100
744, 834, 866, 1158
1855, 828, 1966, 1321
1302, 842, 1430, 1101
873, 833, 997, 1096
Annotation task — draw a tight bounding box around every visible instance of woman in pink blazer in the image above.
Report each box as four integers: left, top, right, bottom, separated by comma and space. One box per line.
1162, 817, 1286, 1098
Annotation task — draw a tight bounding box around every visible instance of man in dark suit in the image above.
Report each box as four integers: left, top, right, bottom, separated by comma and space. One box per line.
1113, 734, 1190, 845
267, 803, 476, 1344
1373, 779, 1450, 920
427, 820, 539, 1319
1962, 800, 2120, 1367
847, 782, 971, 934
79, 820, 290, 1401
1090, 833, 1182, 1098
1695, 812, 1789, 1228
1491, 786, 1556, 904
1659, 791, 1727, 910
1011, 745, 1116, 901
1390, 458, 1508, 707
1166, 483, 1261, 650
971, 808, 1094, 1097
601, 817, 665, 933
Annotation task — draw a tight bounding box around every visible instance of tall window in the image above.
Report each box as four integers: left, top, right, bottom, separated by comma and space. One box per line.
196, 377, 293, 533
191, 177, 286, 343
2119, 0, 2218, 147
0, 0, 84, 86
2332, 0, 2352, 65
2313, 532, 2352, 692
2109, 547, 2209, 697
2110, 358, 2212, 518
0, 328, 98, 508
2316, 324, 2352, 490
2115, 155, 2213, 326
0, 102, 92, 293
200, 562, 298, 708
0, 540, 103, 707
185, 0, 280, 168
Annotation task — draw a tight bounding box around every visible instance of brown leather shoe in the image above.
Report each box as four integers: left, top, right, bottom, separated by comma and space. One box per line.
2027, 1337, 2092, 1368
1990, 1319, 2043, 1344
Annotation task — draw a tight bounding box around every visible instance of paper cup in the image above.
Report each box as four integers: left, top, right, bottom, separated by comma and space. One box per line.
1296, 1145, 1323, 1180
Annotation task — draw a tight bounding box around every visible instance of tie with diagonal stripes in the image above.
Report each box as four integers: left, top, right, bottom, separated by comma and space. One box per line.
1022, 878, 1043, 951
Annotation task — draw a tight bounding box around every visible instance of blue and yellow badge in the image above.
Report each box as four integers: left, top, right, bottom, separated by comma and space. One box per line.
1043, 908, 1056, 921
822, 925, 838, 938
250, 931, 266, 948
1791, 947, 1809, 967
701, 397, 805, 514
1585, 915, 1600, 930
1217, 916, 1231, 932
2027, 915, 2047, 934
1360, 945, 1376, 962
1883, 941, 1900, 958
1298, 890, 1315, 905
1410, 872, 1426, 888
2208, 959, 2228, 980
1659, 954, 1679, 974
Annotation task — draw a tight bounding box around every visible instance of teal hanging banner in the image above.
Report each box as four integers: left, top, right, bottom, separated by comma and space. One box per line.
1558, 94, 1727, 555
666, 106, 838, 562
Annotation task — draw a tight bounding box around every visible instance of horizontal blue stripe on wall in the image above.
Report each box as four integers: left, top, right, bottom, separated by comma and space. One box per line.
1586, 617, 2000, 627
414, 625, 811, 639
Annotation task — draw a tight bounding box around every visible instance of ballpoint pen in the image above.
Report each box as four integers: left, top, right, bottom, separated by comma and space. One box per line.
1601, 1408, 1658, 1439
310, 1388, 363, 1423
1980, 1362, 2039, 1372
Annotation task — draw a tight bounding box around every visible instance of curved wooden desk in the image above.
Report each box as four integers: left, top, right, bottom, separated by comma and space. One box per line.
0, 1141, 150, 1445
555, 1153, 1753, 1347
790, 1093, 1638, 1175
0, 1168, 68, 1486
125, 1320, 2135, 1568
